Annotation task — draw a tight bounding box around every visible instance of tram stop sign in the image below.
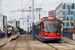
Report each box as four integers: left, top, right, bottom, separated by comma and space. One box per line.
5, 26, 7, 29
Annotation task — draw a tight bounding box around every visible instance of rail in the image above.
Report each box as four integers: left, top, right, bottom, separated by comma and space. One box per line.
12, 36, 21, 50
25, 35, 31, 50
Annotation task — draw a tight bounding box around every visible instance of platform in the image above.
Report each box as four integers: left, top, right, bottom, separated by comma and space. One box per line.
0, 35, 19, 47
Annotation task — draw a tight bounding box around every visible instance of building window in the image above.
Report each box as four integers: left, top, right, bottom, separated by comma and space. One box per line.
71, 23, 73, 26
67, 11, 69, 15
67, 17, 69, 20
67, 5, 69, 9
63, 17, 65, 20
71, 11, 73, 15
67, 23, 69, 26
71, 17, 73, 20
72, 3, 74, 9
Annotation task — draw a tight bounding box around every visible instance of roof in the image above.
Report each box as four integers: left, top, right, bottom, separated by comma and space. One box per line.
8, 21, 14, 24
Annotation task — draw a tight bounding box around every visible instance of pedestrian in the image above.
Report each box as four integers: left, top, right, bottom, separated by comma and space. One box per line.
8, 30, 10, 37
0, 30, 2, 38
7, 30, 9, 38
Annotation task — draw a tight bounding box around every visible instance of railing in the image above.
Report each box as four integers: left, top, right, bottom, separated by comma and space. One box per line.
63, 32, 73, 39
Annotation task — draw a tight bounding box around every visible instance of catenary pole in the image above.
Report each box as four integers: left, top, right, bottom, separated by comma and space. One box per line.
32, 0, 35, 40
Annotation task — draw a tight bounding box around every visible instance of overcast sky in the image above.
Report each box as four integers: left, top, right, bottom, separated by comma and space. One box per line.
1, 0, 75, 31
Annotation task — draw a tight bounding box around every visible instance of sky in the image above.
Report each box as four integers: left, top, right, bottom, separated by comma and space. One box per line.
0, 0, 75, 31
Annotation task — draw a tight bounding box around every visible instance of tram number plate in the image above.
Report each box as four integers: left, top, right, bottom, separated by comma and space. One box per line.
50, 38, 56, 40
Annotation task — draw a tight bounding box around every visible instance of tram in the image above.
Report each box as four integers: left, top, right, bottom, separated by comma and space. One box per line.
34, 17, 62, 41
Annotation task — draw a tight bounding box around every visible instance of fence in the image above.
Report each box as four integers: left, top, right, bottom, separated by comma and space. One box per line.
63, 32, 73, 39
0, 33, 5, 38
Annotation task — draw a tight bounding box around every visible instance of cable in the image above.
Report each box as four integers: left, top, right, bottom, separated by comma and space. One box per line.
23, 0, 30, 10
40, 0, 44, 8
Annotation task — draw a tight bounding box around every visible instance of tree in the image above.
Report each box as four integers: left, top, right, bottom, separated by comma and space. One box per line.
16, 26, 26, 32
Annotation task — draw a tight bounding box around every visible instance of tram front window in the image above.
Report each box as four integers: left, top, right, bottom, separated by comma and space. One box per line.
44, 20, 60, 32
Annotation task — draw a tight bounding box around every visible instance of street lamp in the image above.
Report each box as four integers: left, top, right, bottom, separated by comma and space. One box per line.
36, 8, 42, 20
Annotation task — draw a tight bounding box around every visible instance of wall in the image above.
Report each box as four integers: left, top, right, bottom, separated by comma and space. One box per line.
0, 15, 3, 31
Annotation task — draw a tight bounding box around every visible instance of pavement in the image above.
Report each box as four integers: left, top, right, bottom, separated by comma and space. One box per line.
73, 34, 75, 40
62, 37, 75, 45
0, 35, 19, 47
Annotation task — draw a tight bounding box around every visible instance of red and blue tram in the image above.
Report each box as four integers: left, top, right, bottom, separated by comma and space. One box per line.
34, 17, 62, 41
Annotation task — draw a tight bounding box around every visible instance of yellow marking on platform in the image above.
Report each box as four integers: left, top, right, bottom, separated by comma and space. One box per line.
9, 35, 19, 42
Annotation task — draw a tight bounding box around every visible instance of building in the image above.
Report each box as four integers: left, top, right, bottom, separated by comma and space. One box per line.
0, 15, 7, 31
7, 21, 20, 30
49, 10, 56, 18
56, 3, 75, 30
0, 0, 2, 15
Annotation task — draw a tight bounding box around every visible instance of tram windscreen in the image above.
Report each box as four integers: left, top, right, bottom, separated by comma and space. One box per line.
44, 20, 60, 32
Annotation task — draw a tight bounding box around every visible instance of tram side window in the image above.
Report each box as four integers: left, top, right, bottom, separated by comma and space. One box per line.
37, 25, 40, 33
41, 24, 43, 32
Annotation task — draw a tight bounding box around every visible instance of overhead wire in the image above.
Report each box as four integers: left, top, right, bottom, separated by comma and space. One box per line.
40, 0, 44, 8
23, 0, 30, 10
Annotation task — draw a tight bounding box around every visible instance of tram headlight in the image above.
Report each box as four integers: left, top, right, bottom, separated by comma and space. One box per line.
57, 33, 60, 35
45, 33, 48, 35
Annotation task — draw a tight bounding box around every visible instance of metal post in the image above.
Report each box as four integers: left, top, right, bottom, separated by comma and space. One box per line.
21, 0, 24, 30
29, 5, 31, 37
5, 29, 7, 42
39, 11, 40, 20
21, 0, 23, 18
32, 0, 35, 40
5, 17, 7, 42
27, 15, 29, 35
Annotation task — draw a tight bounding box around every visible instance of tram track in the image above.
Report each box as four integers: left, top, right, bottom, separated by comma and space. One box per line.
13, 36, 21, 50
47, 43, 72, 50
59, 42, 75, 50
44, 41, 74, 50
12, 35, 31, 50
47, 43, 58, 50
25, 35, 31, 50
